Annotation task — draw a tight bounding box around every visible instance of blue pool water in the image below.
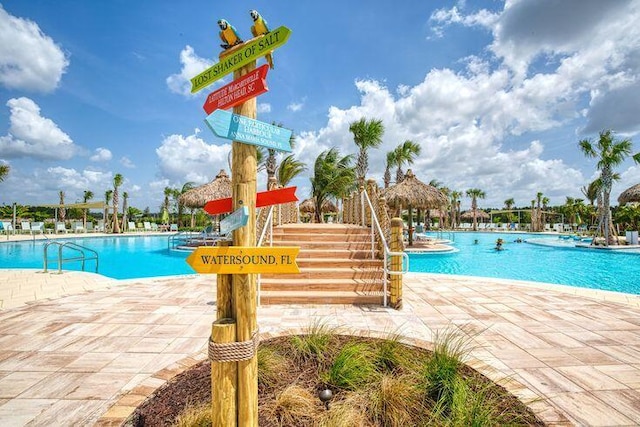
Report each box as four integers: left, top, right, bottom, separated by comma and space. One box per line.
409, 232, 640, 294
0, 235, 193, 279
1, 233, 639, 294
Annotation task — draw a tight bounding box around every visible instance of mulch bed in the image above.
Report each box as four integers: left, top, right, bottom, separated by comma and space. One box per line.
126, 336, 544, 426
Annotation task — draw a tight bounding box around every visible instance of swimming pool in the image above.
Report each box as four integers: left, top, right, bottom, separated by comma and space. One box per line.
409, 232, 640, 295
1, 233, 639, 294
0, 235, 193, 280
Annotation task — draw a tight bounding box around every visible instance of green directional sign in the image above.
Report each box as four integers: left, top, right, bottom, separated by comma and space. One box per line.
190, 26, 291, 94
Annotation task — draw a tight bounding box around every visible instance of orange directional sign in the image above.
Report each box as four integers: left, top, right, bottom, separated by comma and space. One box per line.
204, 186, 298, 215
203, 64, 269, 114
186, 246, 300, 274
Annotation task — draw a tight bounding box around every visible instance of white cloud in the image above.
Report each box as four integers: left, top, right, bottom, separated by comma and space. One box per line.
0, 4, 69, 92
90, 147, 112, 162
156, 130, 231, 183
166, 45, 214, 96
429, 5, 498, 37
0, 97, 77, 160
257, 103, 271, 114
120, 156, 135, 168
287, 102, 304, 112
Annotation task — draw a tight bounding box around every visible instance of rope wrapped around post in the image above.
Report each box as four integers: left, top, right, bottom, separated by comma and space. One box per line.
209, 329, 259, 362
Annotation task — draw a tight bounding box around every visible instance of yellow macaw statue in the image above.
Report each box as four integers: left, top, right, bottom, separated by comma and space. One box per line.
249, 10, 274, 69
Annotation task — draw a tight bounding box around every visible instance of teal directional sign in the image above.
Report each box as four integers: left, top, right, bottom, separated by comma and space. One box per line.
220, 206, 249, 234
205, 109, 292, 152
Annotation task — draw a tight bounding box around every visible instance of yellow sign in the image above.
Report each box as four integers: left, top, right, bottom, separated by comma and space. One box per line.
186, 246, 300, 274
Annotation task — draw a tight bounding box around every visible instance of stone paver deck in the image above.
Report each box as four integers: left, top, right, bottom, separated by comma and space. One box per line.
0, 270, 639, 426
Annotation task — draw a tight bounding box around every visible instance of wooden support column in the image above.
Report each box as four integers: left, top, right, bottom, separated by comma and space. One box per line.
216, 240, 232, 319
231, 61, 259, 427
366, 179, 376, 227
211, 318, 237, 427
390, 217, 403, 309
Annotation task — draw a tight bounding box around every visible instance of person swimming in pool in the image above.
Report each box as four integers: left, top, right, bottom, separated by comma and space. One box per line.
495, 238, 504, 251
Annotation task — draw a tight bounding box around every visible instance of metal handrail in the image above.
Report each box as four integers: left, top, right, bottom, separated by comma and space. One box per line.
256, 205, 275, 306
43, 241, 99, 274
361, 190, 409, 307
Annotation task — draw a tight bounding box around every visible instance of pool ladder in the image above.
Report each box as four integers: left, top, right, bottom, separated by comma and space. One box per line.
43, 241, 99, 274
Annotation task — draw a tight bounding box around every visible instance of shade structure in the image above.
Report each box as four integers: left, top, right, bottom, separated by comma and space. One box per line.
299, 198, 338, 214
618, 183, 640, 205
461, 209, 490, 220
179, 170, 232, 208
382, 169, 448, 210
383, 169, 447, 246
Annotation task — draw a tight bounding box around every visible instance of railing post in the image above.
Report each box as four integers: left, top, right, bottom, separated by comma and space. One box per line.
390, 217, 404, 309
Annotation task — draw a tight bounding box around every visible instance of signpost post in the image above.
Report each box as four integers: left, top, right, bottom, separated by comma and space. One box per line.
205, 109, 293, 152
190, 26, 291, 94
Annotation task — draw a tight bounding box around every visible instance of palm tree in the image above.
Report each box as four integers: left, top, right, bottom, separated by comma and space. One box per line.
383, 151, 397, 189
58, 191, 66, 223
112, 173, 123, 233
349, 117, 384, 185
122, 192, 129, 230
310, 148, 355, 223
465, 188, 485, 231
394, 140, 421, 183
163, 186, 173, 222
581, 180, 600, 206
503, 197, 515, 225
579, 129, 640, 245
534, 192, 543, 232
450, 191, 462, 229
82, 190, 94, 228
542, 196, 550, 230
277, 154, 306, 187
0, 164, 9, 182
104, 190, 112, 229
176, 182, 195, 227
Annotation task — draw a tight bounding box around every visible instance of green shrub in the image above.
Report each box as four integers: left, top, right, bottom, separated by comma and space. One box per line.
322, 342, 378, 390
289, 318, 336, 363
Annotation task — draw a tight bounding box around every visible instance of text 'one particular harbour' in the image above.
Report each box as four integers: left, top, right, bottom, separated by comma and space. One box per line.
186, 246, 300, 274
205, 109, 293, 152
190, 26, 291, 93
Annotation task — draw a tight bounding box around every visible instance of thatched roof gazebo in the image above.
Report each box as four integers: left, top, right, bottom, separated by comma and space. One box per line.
618, 183, 640, 205
299, 197, 338, 222
383, 169, 448, 245
461, 209, 490, 221
179, 170, 232, 208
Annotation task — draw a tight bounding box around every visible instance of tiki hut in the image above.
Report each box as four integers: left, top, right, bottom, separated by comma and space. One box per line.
461, 209, 490, 221
179, 170, 232, 208
299, 198, 338, 222
618, 183, 640, 205
383, 169, 447, 246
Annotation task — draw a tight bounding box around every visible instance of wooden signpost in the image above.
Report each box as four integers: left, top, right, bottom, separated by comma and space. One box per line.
205, 109, 293, 152
203, 64, 269, 114
204, 186, 298, 216
186, 246, 300, 274
190, 26, 291, 94
220, 206, 249, 234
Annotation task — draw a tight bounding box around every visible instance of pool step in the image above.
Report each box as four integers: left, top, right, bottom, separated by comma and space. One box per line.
260, 224, 385, 305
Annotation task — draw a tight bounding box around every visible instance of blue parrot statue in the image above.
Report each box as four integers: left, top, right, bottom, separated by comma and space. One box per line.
218, 19, 243, 50
249, 10, 274, 69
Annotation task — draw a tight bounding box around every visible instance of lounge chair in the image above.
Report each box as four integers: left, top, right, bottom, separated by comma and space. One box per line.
150, 223, 159, 232
128, 221, 137, 232
21, 221, 32, 234
56, 222, 68, 233
0, 221, 13, 235
72, 221, 86, 233
31, 222, 44, 234
143, 221, 152, 232
169, 223, 179, 232
96, 220, 105, 232
86, 221, 95, 232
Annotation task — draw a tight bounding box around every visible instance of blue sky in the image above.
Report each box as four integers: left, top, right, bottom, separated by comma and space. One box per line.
1, 0, 640, 212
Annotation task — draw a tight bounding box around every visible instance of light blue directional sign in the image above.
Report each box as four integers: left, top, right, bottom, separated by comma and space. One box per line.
205, 109, 292, 152
220, 206, 249, 234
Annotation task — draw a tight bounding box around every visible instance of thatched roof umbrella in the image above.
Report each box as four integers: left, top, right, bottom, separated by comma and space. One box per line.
461, 209, 490, 221
383, 169, 448, 246
179, 170, 232, 209
299, 198, 338, 222
618, 183, 640, 205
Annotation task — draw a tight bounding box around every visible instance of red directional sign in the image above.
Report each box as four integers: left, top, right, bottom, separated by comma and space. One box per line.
204, 186, 298, 215
203, 64, 269, 114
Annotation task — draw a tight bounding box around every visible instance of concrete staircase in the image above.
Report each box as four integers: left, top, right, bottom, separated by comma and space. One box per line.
259, 223, 385, 305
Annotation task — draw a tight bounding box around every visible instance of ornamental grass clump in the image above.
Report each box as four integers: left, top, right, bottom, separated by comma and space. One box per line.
321, 341, 378, 391
289, 318, 337, 363
257, 346, 289, 388
266, 385, 320, 426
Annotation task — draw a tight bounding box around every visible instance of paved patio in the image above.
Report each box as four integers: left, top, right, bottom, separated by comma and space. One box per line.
0, 270, 639, 426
